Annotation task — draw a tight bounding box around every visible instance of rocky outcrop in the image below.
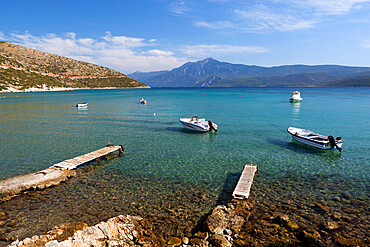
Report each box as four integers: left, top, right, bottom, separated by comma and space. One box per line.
10, 215, 165, 247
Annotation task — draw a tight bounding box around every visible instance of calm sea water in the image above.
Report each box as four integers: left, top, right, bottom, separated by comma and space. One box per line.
1, 88, 369, 190
1, 87, 369, 186
0, 87, 369, 241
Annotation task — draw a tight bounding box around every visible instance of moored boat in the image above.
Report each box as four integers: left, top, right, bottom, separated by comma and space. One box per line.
179, 115, 217, 132
76, 102, 88, 107
290, 91, 302, 102
287, 127, 342, 152
140, 98, 146, 104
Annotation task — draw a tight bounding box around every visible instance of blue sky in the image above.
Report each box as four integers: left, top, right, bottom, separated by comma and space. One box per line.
1, 0, 370, 74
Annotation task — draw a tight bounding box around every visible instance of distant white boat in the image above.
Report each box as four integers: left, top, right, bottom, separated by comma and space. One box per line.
290, 91, 302, 102
179, 115, 217, 132
76, 102, 88, 107
140, 98, 146, 104
287, 127, 342, 152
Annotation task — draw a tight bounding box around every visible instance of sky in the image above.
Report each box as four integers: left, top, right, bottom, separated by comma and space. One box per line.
1, 0, 370, 74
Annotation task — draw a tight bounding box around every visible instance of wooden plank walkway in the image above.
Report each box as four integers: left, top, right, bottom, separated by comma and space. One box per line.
52, 145, 122, 170
0, 145, 124, 201
232, 164, 258, 199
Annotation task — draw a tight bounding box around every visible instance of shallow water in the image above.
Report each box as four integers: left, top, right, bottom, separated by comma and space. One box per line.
0, 87, 369, 242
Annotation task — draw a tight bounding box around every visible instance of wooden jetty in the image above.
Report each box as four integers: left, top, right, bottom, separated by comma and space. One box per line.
0, 145, 124, 201
53, 145, 123, 170
232, 164, 258, 200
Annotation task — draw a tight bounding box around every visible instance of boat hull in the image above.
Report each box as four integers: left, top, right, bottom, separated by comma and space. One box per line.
290, 98, 302, 103
291, 135, 342, 150
179, 118, 217, 132
76, 102, 88, 107
287, 127, 343, 150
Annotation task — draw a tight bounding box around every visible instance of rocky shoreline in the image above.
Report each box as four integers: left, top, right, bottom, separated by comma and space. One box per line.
5, 195, 368, 247
0, 85, 150, 93
0, 160, 368, 246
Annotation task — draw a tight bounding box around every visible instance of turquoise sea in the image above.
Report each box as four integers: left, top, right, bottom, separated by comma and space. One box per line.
0, 87, 369, 241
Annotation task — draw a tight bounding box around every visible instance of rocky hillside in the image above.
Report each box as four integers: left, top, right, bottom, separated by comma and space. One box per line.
0, 41, 148, 91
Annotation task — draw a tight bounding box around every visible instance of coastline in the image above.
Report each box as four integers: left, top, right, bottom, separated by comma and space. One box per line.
0, 85, 150, 93
5, 186, 368, 246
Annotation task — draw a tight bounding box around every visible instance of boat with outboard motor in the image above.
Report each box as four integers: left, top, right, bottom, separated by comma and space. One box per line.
290, 91, 302, 102
287, 127, 342, 152
140, 98, 146, 104
179, 115, 217, 132
76, 102, 88, 107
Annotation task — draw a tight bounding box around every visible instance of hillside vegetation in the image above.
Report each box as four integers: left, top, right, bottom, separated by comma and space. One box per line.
0, 41, 147, 91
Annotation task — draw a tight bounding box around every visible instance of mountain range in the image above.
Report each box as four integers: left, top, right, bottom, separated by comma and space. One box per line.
129, 58, 370, 87
0, 41, 147, 92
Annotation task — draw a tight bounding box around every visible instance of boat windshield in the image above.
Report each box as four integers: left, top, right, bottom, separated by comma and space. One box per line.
191, 115, 199, 122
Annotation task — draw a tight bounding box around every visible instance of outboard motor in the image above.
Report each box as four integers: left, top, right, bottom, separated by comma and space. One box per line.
328, 136, 336, 149
208, 121, 217, 132
328, 135, 341, 152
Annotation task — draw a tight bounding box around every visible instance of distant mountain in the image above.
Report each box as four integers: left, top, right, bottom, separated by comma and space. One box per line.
327, 77, 370, 87
0, 41, 148, 92
129, 70, 168, 83
129, 58, 370, 87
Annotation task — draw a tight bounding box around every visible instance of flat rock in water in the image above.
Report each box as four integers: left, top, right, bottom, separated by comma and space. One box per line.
0, 168, 76, 201
10, 215, 165, 247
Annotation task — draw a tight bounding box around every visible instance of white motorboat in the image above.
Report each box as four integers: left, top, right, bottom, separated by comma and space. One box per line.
140, 98, 146, 104
76, 102, 88, 107
287, 127, 342, 152
290, 91, 302, 102
179, 115, 217, 132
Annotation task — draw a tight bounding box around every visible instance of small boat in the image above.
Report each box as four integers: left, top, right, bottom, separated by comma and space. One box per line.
76, 102, 88, 107
179, 115, 217, 132
290, 91, 302, 102
287, 127, 342, 152
140, 98, 146, 104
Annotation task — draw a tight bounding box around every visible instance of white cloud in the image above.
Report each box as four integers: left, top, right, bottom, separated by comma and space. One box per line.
195, 0, 370, 32
6, 32, 186, 74
146, 49, 174, 56
102, 32, 148, 48
169, 0, 189, 15
361, 39, 370, 48
2, 31, 271, 73
194, 21, 238, 30
235, 8, 317, 31
285, 0, 370, 15
0, 31, 6, 40
180, 44, 269, 57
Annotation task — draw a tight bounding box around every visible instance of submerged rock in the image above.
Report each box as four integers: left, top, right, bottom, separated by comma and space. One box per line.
299, 229, 324, 247
323, 221, 341, 231
167, 236, 181, 246
209, 234, 232, 247
194, 231, 209, 240
334, 235, 367, 247
182, 236, 189, 244
205, 205, 244, 235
